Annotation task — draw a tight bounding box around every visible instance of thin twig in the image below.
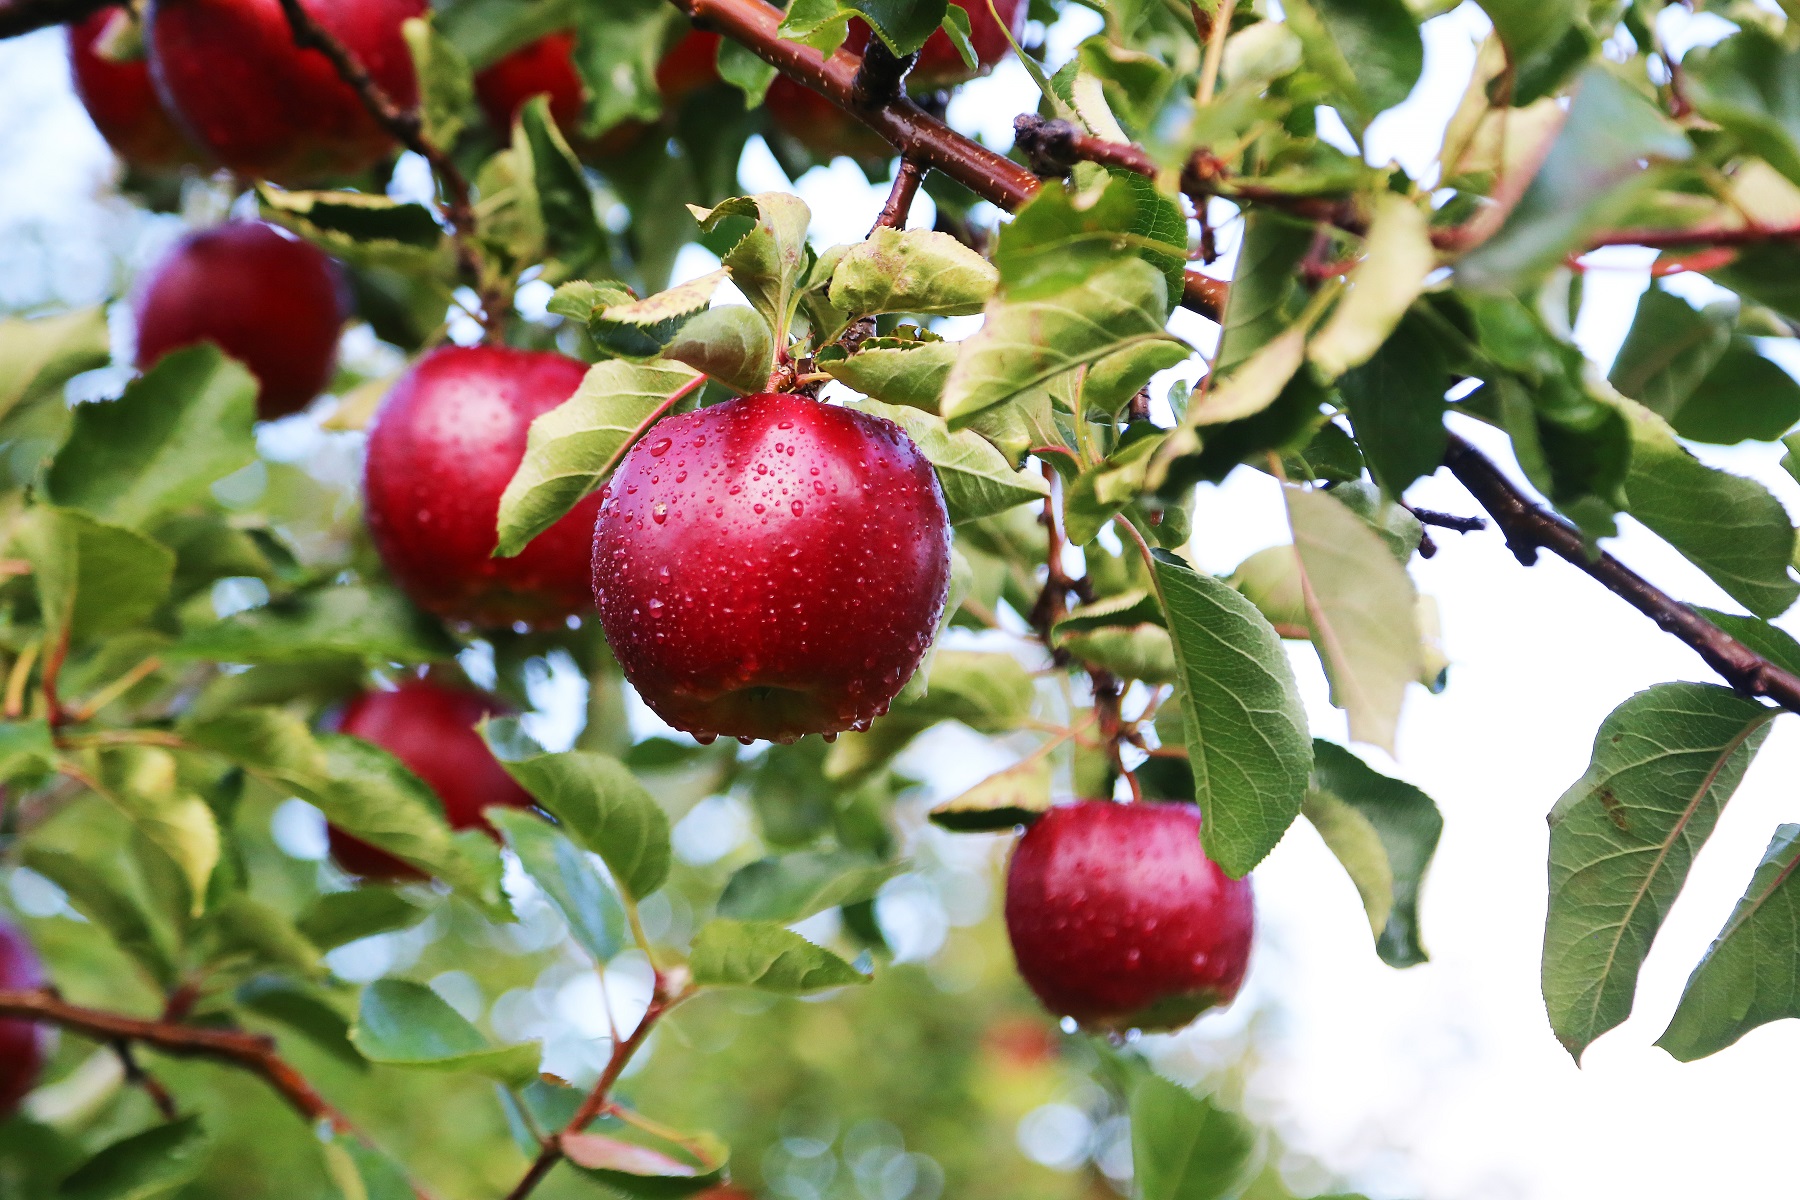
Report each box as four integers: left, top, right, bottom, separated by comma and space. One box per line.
0, 0, 111, 37
1442, 434, 1800, 715
1195, 0, 1235, 108
114, 1040, 179, 1121
272, 0, 500, 332
871, 158, 926, 234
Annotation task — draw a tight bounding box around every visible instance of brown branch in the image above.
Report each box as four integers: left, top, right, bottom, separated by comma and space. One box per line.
871, 158, 925, 234
671, 0, 1226, 320
1013, 114, 1156, 178
0, 0, 111, 37
272, 0, 499, 331
114, 1041, 179, 1121
0, 987, 354, 1133
501, 973, 687, 1200
1442, 433, 1800, 715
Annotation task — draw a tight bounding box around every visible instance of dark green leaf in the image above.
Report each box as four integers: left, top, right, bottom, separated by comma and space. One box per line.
21, 846, 178, 988
0, 720, 55, 786
570, 0, 679, 135
661, 306, 774, 396
58, 1117, 209, 1200
847, 0, 946, 54
204, 893, 323, 977
1340, 313, 1447, 497
1658, 822, 1800, 1060
1283, 0, 1423, 129
16, 506, 175, 644
927, 756, 1053, 831
819, 335, 958, 412
1686, 28, 1800, 189
1153, 551, 1312, 877
403, 15, 475, 148
172, 584, 457, 666
1304, 740, 1441, 967
518, 96, 607, 271
295, 889, 428, 952
1130, 1073, 1259, 1200
258, 186, 446, 250
1543, 683, 1774, 1061
237, 977, 365, 1069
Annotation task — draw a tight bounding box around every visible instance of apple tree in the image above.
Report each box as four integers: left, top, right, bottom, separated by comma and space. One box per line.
2, 0, 1800, 1195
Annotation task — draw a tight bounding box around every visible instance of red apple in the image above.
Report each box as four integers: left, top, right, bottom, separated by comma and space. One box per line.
364, 345, 599, 628
1004, 800, 1253, 1033
591, 392, 951, 743
134, 221, 348, 421
845, 0, 1027, 90
0, 916, 48, 1117
765, 77, 892, 161
67, 9, 206, 172
474, 31, 585, 141
326, 678, 534, 880
145, 0, 424, 184
655, 29, 721, 102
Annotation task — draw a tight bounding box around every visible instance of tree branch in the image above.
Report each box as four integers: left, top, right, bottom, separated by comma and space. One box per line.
1442, 433, 1800, 715
500, 972, 688, 1200
0, 987, 353, 1132
669, 0, 1227, 319
272, 0, 499, 331
871, 158, 925, 233
0, 0, 111, 38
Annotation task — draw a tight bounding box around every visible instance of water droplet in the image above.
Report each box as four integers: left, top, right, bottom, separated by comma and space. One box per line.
694, 732, 717, 745
790, 500, 804, 517
658, 566, 670, 579
753, 503, 765, 514
821, 731, 838, 743
652, 503, 668, 524
649, 437, 672, 456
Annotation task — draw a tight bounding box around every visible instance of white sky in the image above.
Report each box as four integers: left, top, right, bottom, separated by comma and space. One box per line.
5, 6, 1800, 1197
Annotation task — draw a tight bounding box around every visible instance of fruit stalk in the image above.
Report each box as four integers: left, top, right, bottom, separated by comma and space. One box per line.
271, 0, 500, 332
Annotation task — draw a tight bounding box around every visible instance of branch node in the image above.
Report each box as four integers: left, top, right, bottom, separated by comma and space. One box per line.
1013, 114, 1081, 176
850, 39, 916, 108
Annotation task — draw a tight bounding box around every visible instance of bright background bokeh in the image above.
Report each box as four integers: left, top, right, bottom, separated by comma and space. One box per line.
4, 4, 1799, 1197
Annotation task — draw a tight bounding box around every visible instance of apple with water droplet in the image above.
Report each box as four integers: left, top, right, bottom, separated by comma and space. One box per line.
1005, 800, 1253, 1033
0, 916, 48, 1117
145, 0, 424, 184
134, 221, 348, 421
592, 392, 950, 744
68, 9, 207, 172
327, 678, 534, 880
364, 344, 600, 628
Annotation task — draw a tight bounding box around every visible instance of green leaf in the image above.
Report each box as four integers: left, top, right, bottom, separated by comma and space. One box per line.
829, 229, 998, 319
1686, 29, 1800, 190
716, 36, 778, 105
296, 890, 428, 952
1474, 0, 1575, 66
1215, 213, 1312, 376
1304, 740, 1441, 967
518, 95, 607, 271
47, 345, 257, 529
204, 893, 323, 977
560, 1131, 728, 1198
58, 1117, 210, 1200
489, 808, 628, 963
847, 0, 946, 54
777, 0, 854, 56
688, 919, 870, 992
1459, 68, 1691, 291
942, 259, 1187, 428
689, 193, 813, 339
494, 360, 701, 558
846, 398, 1045, 524
95, 746, 220, 917
1615, 396, 1799, 619
1282, 0, 1423, 130
1609, 288, 1734, 426
403, 15, 475, 148
1060, 623, 1177, 684
1129, 1073, 1259, 1200
1152, 552, 1312, 877
22, 846, 178, 988
0, 306, 110, 424
1658, 822, 1800, 1060
819, 336, 958, 412
1339, 313, 1447, 497
491, 744, 672, 899
661, 306, 774, 396
889, 648, 1036, 732
927, 755, 1053, 832
16, 506, 175, 645
1307, 196, 1435, 379
569, 0, 674, 135
321, 1136, 416, 1200
256, 186, 447, 252
992, 171, 1187, 303
718, 850, 901, 923
236, 978, 364, 1070
1285, 485, 1421, 753
0, 720, 55, 786
351, 979, 539, 1086
172, 584, 456, 665
1543, 683, 1774, 1062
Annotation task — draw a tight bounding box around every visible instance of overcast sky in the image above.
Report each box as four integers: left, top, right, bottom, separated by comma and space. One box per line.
3, 5, 1798, 1197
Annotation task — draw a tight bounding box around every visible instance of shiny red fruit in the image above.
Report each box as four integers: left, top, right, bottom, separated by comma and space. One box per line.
364, 345, 598, 628
592, 392, 951, 743
326, 679, 533, 880
1004, 800, 1253, 1033
474, 31, 585, 141
145, 0, 424, 184
67, 10, 206, 171
655, 29, 721, 101
0, 916, 48, 1117
845, 0, 1027, 90
134, 221, 348, 421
